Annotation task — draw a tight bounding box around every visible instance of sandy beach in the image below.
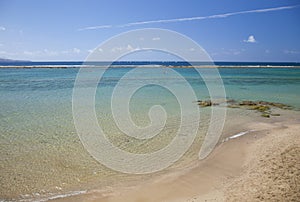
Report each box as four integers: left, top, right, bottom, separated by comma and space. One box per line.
50, 108, 300, 202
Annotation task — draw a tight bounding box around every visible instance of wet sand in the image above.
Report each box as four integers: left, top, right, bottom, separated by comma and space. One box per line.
52, 109, 300, 202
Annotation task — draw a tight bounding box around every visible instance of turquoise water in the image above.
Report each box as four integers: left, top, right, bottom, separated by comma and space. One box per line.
0, 67, 300, 200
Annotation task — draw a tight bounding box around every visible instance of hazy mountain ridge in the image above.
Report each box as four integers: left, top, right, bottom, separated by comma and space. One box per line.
0, 58, 31, 63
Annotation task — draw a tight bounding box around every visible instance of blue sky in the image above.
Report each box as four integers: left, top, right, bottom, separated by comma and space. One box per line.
0, 0, 299, 62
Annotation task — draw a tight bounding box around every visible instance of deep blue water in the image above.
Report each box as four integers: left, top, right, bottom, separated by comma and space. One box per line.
1, 61, 300, 67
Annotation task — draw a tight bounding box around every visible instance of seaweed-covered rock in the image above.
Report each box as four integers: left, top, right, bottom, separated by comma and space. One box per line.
198, 100, 212, 107
258, 101, 292, 109
226, 99, 236, 104
227, 104, 240, 108
197, 98, 237, 107
270, 102, 292, 109
261, 113, 270, 118
196, 99, 291, 119
239, 100, 257, 106
238, 100, 291, 114
249, 105, 270, 112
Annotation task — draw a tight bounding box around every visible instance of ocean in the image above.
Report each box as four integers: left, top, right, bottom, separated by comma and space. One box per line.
0, 64, 300, 200
0, 61, 300, 67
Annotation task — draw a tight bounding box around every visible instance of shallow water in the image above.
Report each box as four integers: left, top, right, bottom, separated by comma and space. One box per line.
0, 67, 300, 200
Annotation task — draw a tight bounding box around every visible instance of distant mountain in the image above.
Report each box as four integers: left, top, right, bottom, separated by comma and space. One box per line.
0, 58, 31, 63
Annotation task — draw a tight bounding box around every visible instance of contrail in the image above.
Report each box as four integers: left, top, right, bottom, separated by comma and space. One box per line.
78, 5, 297, 31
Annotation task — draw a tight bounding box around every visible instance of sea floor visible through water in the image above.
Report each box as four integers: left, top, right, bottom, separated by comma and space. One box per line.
0, 67, 300, 201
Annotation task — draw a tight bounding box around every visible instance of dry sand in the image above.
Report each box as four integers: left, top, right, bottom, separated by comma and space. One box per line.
53, 110, 300, 202
225, 122, 300, 202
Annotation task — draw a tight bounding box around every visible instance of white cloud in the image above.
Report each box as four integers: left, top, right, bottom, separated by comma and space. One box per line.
284, 50, 300, 54
60, 48, 81, 55
0, 26, 5, 31
111, 45, 138, 52
111, 47, 123, 52
88, 48, 102, 53
43, 49, 59, 56
210, 48, 244, 56
77, 25, 112, 31
78, 5, 297, 30
152, 37, 160, 41
1, 48, 88, 60
73, 48, 81, 54
21, 48, 83, 57
126, 44, 134, 51
244, 35, 257, 43
23, 51, 35, 55
233, 51, 241, 55
0, 50, 19, 57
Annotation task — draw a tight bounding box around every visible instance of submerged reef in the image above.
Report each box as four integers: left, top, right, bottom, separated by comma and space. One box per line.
197, 99, 292, 118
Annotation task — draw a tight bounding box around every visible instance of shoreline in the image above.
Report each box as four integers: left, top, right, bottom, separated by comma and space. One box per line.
1, 65, 300, 69
50, 109, 300, 202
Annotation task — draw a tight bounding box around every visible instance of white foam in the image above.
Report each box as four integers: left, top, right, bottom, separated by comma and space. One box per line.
47, 190, 86, 201
223, 130, 255, 142
24, 190, 87, 202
